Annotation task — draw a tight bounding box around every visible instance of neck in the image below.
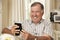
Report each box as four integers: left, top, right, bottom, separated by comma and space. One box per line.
32, 19, 42, 24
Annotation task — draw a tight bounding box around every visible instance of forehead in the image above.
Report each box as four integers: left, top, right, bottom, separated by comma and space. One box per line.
31, 4, 42, 10
31, 4, 41, 8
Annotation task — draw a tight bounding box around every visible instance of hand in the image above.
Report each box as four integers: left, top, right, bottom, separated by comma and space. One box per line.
11, 25, 20, 35
21, 30, 35, 40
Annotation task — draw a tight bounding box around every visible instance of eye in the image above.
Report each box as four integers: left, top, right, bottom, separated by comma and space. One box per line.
31, 11, 34, 13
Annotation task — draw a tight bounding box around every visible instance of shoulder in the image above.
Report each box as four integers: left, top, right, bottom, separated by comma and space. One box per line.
43, 19, 52, 24
23, 20, 31, 23
43, 19, 52, 26
22, 20, 31, 25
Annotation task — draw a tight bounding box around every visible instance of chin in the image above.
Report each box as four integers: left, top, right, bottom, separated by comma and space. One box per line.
33, 20, 39, 23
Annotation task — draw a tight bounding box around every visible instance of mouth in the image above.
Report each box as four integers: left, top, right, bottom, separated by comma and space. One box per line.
33, 16, 38, 19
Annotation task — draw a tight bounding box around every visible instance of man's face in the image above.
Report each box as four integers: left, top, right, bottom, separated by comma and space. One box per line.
30, 4, 44, 24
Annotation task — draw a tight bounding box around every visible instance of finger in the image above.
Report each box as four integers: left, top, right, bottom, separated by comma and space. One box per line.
15, 30, 20, 32
21, 30, 27, 34
22, 30, 28, 33
15, 31, 20, 33
15, 31, 20, 35
12, 25, 19, 28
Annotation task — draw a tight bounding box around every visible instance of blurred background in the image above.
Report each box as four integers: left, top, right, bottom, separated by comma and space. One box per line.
0, 0, 60, 40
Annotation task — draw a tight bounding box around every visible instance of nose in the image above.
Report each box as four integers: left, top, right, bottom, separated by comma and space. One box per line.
33, 12, 37, 16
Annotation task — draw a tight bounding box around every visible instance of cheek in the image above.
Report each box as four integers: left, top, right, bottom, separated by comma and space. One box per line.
37, 13, 42, 17
30, 13, 34, 17
30, 14, 33, 18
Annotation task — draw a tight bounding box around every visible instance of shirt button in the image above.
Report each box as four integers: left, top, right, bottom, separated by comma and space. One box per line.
35, 33, 37, 35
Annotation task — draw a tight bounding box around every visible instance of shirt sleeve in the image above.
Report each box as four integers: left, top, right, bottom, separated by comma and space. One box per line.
44, 20, 54, 38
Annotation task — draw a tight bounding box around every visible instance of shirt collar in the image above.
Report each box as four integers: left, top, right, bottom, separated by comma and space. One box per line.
29, 19, 44, 24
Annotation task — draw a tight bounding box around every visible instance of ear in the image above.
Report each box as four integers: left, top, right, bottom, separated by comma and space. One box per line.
41, 10, 44, 15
